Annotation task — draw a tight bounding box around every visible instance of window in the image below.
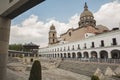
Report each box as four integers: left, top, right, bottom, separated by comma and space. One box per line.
64, 47, 66, 51
69, 32, 71, 36
84, 43, 87, 49
53, 34, 54, 37
72, 45, 74, 50
68, 46, 70, 50
60, 47, 62, 51
101, 40, 104, 47
78, 44, 80, 49
91, 42, 95, 48
112, 38, 117, 45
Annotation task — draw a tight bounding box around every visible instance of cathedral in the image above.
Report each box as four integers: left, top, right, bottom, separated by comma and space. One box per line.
48, 2, 109, 45
39, 3, 120, 60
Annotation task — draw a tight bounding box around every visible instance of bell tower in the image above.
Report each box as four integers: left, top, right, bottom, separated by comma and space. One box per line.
49, 24, 58, 45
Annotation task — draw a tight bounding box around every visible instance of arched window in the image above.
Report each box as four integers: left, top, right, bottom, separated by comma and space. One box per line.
69, 32, 71, 36
68, 46, 70, 50
64, 47, 66, 51
78, 44, 80, 49
72, 45, 74, 50
101, 40, 104, 47
84, 43, 87, 49
112, 38, 117, 45
91, 42, 95, 48
53, 33, 54, 37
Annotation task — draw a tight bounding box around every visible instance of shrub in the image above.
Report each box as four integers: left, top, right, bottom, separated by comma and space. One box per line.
19, 54, 23, 58
29, 60, 42, 80
91, 75, 100, 80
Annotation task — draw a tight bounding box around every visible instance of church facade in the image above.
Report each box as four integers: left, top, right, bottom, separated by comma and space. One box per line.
39, 3, 120, 60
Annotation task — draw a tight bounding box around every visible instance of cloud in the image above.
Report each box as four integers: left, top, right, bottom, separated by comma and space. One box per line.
94, 0, 120, 29
10, 1, 120, 47
10, 14, 79, 47
10, 15, 49, 47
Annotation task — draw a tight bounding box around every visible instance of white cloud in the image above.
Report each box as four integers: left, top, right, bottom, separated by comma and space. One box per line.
10, 15, 49, 47
94, 0, 120, 29
10, 1, 120, 47
10, 14, 79, 47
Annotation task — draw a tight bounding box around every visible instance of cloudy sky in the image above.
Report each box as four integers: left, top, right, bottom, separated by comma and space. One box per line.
10, 0, 120, 47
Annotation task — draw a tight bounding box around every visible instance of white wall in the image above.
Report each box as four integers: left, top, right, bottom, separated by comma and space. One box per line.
39, 30, 120, 57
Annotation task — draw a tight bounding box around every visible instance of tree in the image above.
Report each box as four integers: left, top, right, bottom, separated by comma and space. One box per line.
29, 60, 42, 80
9, 44, 23, 51
91, 75, 100, 80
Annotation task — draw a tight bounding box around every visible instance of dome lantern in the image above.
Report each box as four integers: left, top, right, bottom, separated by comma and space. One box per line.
84, 2, 88, 11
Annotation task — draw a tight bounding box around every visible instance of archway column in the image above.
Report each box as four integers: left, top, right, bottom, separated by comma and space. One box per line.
75, 52, 78, 58
108, 51, 111, 58
0, 16, 11, 80
66, 53, 68, 58
97, 52, 100, 58
81, 52, 84, 58
88, 52, 91, 58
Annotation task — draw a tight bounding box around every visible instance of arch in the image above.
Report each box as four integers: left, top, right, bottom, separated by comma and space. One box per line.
100, 50, 108, 59
52, 54, 54, 58
55, 54, 56, 58
72, 52, 76, 58
77, 52, 82, 58
91, 51, 97, 58
64, 53, 66, 58
68, 53, 71, 58
111, 49, 120, 59
57, 53, 59, 58
60, 53, 63, 58
83, 52, 89, 58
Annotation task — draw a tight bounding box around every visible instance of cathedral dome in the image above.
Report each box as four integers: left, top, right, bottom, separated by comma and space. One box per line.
80, 10, 93, 18
50, 24, 55, 30
78, 2, 96, 27
80, 2, 93, 18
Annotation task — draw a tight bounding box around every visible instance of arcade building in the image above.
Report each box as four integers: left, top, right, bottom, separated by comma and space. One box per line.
39, 3, 120, 61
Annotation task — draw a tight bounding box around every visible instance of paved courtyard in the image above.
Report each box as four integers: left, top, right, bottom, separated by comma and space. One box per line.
7, 68, 90, 80
42, 68, 90, 80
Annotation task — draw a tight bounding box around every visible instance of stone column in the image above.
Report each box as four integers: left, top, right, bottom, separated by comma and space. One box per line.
0, 16, 11, 80
108, 51, 111, 59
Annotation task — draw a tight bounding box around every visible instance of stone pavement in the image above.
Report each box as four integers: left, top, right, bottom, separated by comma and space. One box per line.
7, 69, 28, 80
6, 57, 94, 80
42, 68, 90, 80
7, 67, 90, 80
